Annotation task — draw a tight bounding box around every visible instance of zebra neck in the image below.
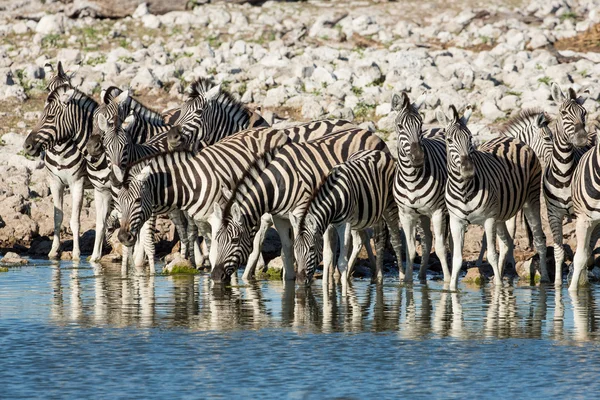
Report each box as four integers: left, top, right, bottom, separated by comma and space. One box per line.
308, 195, 341, 233
396, 151, 426, 179
447, 165, 476, 200
547, 128, 576, 183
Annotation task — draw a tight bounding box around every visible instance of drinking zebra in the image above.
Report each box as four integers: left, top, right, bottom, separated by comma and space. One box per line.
116, 127, 291, 268
211, 128, 404, 284
438, 105, 548, 290
167, 78, 268, 151
391, 92, 451, 283
544, 83, 591, 285
290, 149, 398, 291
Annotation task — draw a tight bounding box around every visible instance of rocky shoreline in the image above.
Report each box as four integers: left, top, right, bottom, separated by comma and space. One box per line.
0, 0, 598, 271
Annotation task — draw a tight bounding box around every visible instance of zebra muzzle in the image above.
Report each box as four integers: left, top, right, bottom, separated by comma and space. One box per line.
572, 129, 588, 147
460, 156, 474, 179
410, 143, 425, 167
118, 228, 136, 247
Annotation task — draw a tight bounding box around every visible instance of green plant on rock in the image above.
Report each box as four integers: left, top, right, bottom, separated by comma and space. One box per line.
41, 34, 61, 48
538, 76, 551, 86
354, 102, 376, 120
163, 265, 200, 275
86, 55, 106, 66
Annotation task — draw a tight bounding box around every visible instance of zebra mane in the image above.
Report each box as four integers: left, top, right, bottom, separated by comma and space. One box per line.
187, 77, 216, 99
47, 83, 99, 110
222, 147, 282, 219
296, 171, 333, 232
209, 88, 253, 120
121, 148, 196, 185
500, 108, 552, 137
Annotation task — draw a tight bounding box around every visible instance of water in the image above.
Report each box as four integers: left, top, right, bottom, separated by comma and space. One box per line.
2, 259, 600, 399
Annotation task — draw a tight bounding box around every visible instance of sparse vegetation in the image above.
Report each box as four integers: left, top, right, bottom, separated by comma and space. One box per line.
17, 150, 35, 160
163, 265, 200, 275
41, 34, 61, 48
117, 56, 135, 64
506, 91, 522, 97
86, 55, 107, 66
354, 102, 376, 121
537, 76, 551, 85
560, 11, 577, 22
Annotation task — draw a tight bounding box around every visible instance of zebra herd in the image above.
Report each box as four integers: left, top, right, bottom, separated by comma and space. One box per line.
23, 60, 599, 293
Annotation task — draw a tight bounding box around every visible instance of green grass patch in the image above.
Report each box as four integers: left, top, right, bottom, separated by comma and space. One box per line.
351, 86, 363, 96
354, 102, 376, 121
117, 56, 135, 64
560, 11, 577, 21
256, 267, 283, 280
41, 33, 62, 48
537, 76, 551, 85
506, 90, 522, 96
0, 267, 8, 273
86, 55, 106, 66
17, 150, 34, 160
163, 265, 200, 275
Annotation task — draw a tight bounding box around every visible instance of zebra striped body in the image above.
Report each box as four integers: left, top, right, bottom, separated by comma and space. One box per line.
543, 83, 590, 285
570, 140, 600, 290
168, 78, 268, 151
24, 84, 98, 260
440, 105, 548, 290
391, 92, 450, 283
211, 128, 403, 284
291, 150, 397, 289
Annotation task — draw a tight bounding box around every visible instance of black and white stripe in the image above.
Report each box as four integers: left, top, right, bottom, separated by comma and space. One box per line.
543, 83, 591, 286
211, 128, 403, 284
291, 149, 398, 290
391, 92, 450, 283
439, 105, 548, 290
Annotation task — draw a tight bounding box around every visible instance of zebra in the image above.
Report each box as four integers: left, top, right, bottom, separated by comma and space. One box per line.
116, 127, 291, 269
211, 128, 404, 285
391, 92, 451, 283
570, 137, 600, 290
167, 78, 268, 151
543, 83, 591, 286
23, 84, 97, 260
290, 149, 398, 292
116, 119, 361, 272
438, 104, 548, 291
476, 107, 554, 268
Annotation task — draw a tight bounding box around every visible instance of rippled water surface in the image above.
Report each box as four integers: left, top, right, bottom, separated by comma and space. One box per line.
2, 259, 600, 399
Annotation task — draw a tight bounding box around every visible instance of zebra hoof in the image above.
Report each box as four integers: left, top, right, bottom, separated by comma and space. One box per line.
48, 250, 60, 260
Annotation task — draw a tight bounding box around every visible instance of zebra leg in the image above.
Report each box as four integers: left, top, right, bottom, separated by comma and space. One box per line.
322, 225, 337, 289
432, 209, 451, 282
372, 221, 386, 284
143, 215, 157, 274
523, 202, 549, 283
418, 215, 433, 283
398, 213, 417, 283
496, 221, 514, 281
360, 229, 378, 277
548, 211, 566, 286
197, 220, 212, 268
505, 215, 517, 268
48, 177, 65, 260
90, 188, 111, 262
569, 219, 595, 292
185, 220, 199, 267
449, 216, 466, 291
121, 245, 132, 275
169, 210, 189, 258
272, 216, 295, 281
335, 223, 350, 296
383, 205, 405, 279
243, 214, 272, 280
483, 218, 500, 286
69, 178, 85, 261
476, 233, 486, 268
347, 230, 364, 280
133, 237, 145, 270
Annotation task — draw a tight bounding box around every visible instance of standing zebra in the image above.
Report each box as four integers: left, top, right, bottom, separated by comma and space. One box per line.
570, 136, 600, 290
211, 128, 404, 284
544, 83, 591, 286
167, 78, 268, 151
391, 92, 451, 283
291, 150, 398, 291
24, 85, 96, 260
476, 108, 553, 268
116, 128, 291, 268
439, 105, 548, 290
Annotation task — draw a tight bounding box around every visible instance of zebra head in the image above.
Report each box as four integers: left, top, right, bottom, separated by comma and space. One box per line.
392, 92, 426, 167
117, 164, 154, 247
211, 201, 256, 283
551, 82, 588, 148
44, 61, 79, 92
290, 212, 322, 285
169, 79, 219, 150
438, 104, 474, 180
100, 111, 136, 185
24, 85, 80, 156
87, 86, 125, 158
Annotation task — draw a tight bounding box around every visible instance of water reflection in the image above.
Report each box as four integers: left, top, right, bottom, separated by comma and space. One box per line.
6, 263, 597, 341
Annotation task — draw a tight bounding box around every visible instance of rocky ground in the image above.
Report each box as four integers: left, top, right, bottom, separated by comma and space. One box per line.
0, 0, 599, 274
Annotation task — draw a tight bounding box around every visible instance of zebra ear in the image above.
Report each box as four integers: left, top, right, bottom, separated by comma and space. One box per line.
574, 89, 587, 105
221, 184, 233, 202
535, 112, 547, 127
230, 202, 242, 224
305, 214, 317, 232
436, 108, 448, 126
414, 93, 426, 111
212, 202, 223, 222
59, 88, 75, 104
97, 114, 108, 132
205, 84, 221, 101
461, 104, 472, 125
288, 212, 300, 235
44, 63, 54, 74
115, 90, 129, 105
391, 93, 403, 111
57, 61, 66, 77
550, 82, 565, 103
449, 105, 460, 124
135, 165, 151, 183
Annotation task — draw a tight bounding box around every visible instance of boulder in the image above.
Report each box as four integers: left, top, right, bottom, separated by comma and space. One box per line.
1, 252, 28, 265
35, 14, 66, 35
